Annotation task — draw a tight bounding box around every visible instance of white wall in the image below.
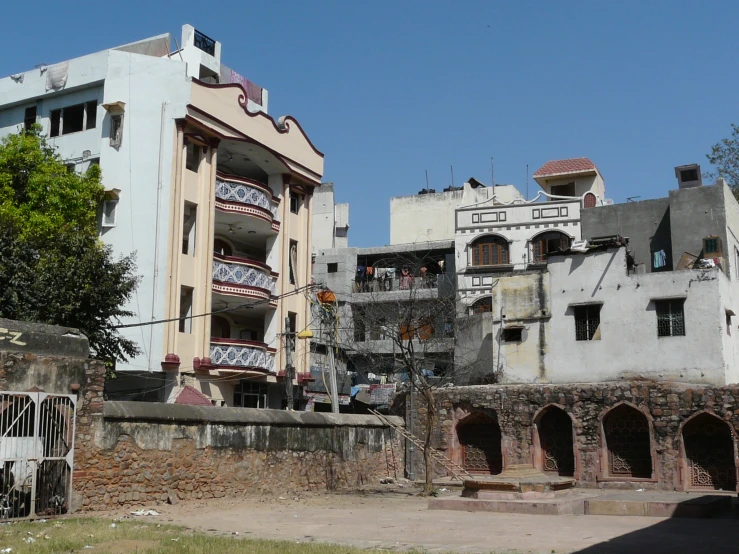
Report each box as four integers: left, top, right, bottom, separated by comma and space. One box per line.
390, 181, 524, 246
0, 51, 109, 110
99, 50, 190, 371
455, 198, 582, 305
547, 248, 729, 385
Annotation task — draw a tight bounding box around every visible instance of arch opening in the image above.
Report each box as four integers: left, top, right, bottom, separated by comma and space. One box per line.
537, 406, 575, 477
683, 413, 736, 491
603, 404, 652, 478
456, 412, 503, 475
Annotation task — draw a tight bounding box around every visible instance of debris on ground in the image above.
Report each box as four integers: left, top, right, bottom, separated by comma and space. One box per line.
380, 477, 395, 484
130, 510, 160, 517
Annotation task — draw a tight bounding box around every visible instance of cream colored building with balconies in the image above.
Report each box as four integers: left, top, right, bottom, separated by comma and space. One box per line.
0, 25, 323, 407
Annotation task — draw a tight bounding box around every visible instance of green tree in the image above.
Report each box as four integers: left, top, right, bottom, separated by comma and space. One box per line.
0, 127, 140, 364
706, 123, 739, 199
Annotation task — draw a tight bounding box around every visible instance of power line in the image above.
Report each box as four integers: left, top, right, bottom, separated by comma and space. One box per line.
111, 284, 317, 330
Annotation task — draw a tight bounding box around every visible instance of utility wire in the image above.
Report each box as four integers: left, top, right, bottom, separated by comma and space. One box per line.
111, 284, 316, 330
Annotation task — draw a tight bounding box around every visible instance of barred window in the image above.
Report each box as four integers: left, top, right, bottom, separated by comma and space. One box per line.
574, 305, 601, 341
656, 299, 685, 337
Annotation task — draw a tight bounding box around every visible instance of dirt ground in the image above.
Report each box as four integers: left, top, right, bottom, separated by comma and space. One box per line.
98, 487, 739, 554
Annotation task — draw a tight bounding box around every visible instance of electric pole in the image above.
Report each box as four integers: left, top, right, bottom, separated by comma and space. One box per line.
284, 316, 295, 410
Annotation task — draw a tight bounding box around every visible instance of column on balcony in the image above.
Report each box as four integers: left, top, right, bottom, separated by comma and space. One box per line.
265, 173, 286, 372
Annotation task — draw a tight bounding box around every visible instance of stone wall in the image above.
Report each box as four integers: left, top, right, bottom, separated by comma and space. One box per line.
73, 401, 402, 509
408, 382, 739, 491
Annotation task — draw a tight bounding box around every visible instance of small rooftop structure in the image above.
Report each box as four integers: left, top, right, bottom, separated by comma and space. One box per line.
533, 158, 598, 180
174, 385, 213, 407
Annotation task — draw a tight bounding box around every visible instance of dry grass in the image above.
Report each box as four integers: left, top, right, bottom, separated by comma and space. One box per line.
0, 518, 400, 553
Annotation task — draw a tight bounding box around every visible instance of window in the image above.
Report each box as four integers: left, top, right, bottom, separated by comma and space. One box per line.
289, 240, 298, 285
110, 114, 124, 147
49, 101, 97, 138
550, 182, 576, 198
186, 142, 200, 171
290, 191, 301, 214
703, 236, 722, 258
179, 286, 194, 333
574, 305, 601, 341
88, 158, 100, 170
85, 101, 97, 130
327, 263, 338, 273
502, 327, 523, 342
470, 236, 509, 266
62, 103, 84, 135
353, 307, 366, 341
65, 163, 76, 173
101, 199, 118, 228
213, 238, 232, 257
471, 297, 493, 314
288, 312, 297, 336
50, 109, 61, 137
233, 381, 268, 409
531, 232, 571, 263
23, 106, 36, 131
182, 202, 197, 255
210, 315, 230, 339
655, 299, 685, 337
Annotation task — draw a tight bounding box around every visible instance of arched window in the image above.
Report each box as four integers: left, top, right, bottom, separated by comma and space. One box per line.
683, 413, 736, 490
211, 315, 231, 339
537, 406, 575, 477
603, 404, 652, 478
457, 413, 503, 475
583, 192, 597, 208
213, 238, 232, 257
469, 236, 508, 266
531, 232, 571, 263
471, 297, 492, 314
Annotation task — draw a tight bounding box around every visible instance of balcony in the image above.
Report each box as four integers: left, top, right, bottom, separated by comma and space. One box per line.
215, 173, 279, 232
210, 338, 275, 373
212, 254, 277, 301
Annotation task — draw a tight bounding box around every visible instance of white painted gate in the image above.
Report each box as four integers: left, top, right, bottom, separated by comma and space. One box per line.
0, 392, 76, 519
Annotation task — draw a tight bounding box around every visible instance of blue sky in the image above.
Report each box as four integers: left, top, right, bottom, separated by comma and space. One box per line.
3, 1, 738, 247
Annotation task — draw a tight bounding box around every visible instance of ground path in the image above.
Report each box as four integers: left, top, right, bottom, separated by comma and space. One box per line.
101, 490, 739, 553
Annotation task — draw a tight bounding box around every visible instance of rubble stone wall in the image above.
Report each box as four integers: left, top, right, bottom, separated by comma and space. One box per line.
408, 382, 739, 491
74, 398, 402, 510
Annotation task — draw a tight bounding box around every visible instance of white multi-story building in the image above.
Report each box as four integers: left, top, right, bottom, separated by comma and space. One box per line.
0, 25, 324, 407
455, 158, 605, 314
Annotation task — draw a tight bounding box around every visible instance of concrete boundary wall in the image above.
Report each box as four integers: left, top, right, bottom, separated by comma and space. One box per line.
74, 400, 403, 510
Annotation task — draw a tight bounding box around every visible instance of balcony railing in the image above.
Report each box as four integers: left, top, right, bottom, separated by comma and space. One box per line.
212, 255, 277, 295
215, 175, 279, 220
210, 338, 275, 372
353, 274, 452, 293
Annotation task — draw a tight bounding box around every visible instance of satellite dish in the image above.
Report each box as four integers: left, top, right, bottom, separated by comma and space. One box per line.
603, 199, 615, 206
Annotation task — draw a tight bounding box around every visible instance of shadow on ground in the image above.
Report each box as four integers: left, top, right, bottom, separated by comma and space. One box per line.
575, 495, 738, 554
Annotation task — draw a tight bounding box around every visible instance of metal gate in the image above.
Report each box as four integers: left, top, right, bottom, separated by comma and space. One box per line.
0, 392, 76, 520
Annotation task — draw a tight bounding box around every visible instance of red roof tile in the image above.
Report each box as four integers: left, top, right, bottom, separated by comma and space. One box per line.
533, 158, 597, 178
175, 385, 213, 407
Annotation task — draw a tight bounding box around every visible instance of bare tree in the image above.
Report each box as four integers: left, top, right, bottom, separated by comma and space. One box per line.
327, 250, 475, 495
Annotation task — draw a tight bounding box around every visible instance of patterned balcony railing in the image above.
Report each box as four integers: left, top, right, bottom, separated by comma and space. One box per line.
212, 256, 276, 295
210, 339, 275, 373
215, 176, 278, 220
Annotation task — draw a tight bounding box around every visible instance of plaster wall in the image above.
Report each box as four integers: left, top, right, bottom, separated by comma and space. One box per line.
547, 248, 728, 385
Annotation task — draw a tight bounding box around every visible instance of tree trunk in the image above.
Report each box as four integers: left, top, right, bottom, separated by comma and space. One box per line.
421, 387, 437, 496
